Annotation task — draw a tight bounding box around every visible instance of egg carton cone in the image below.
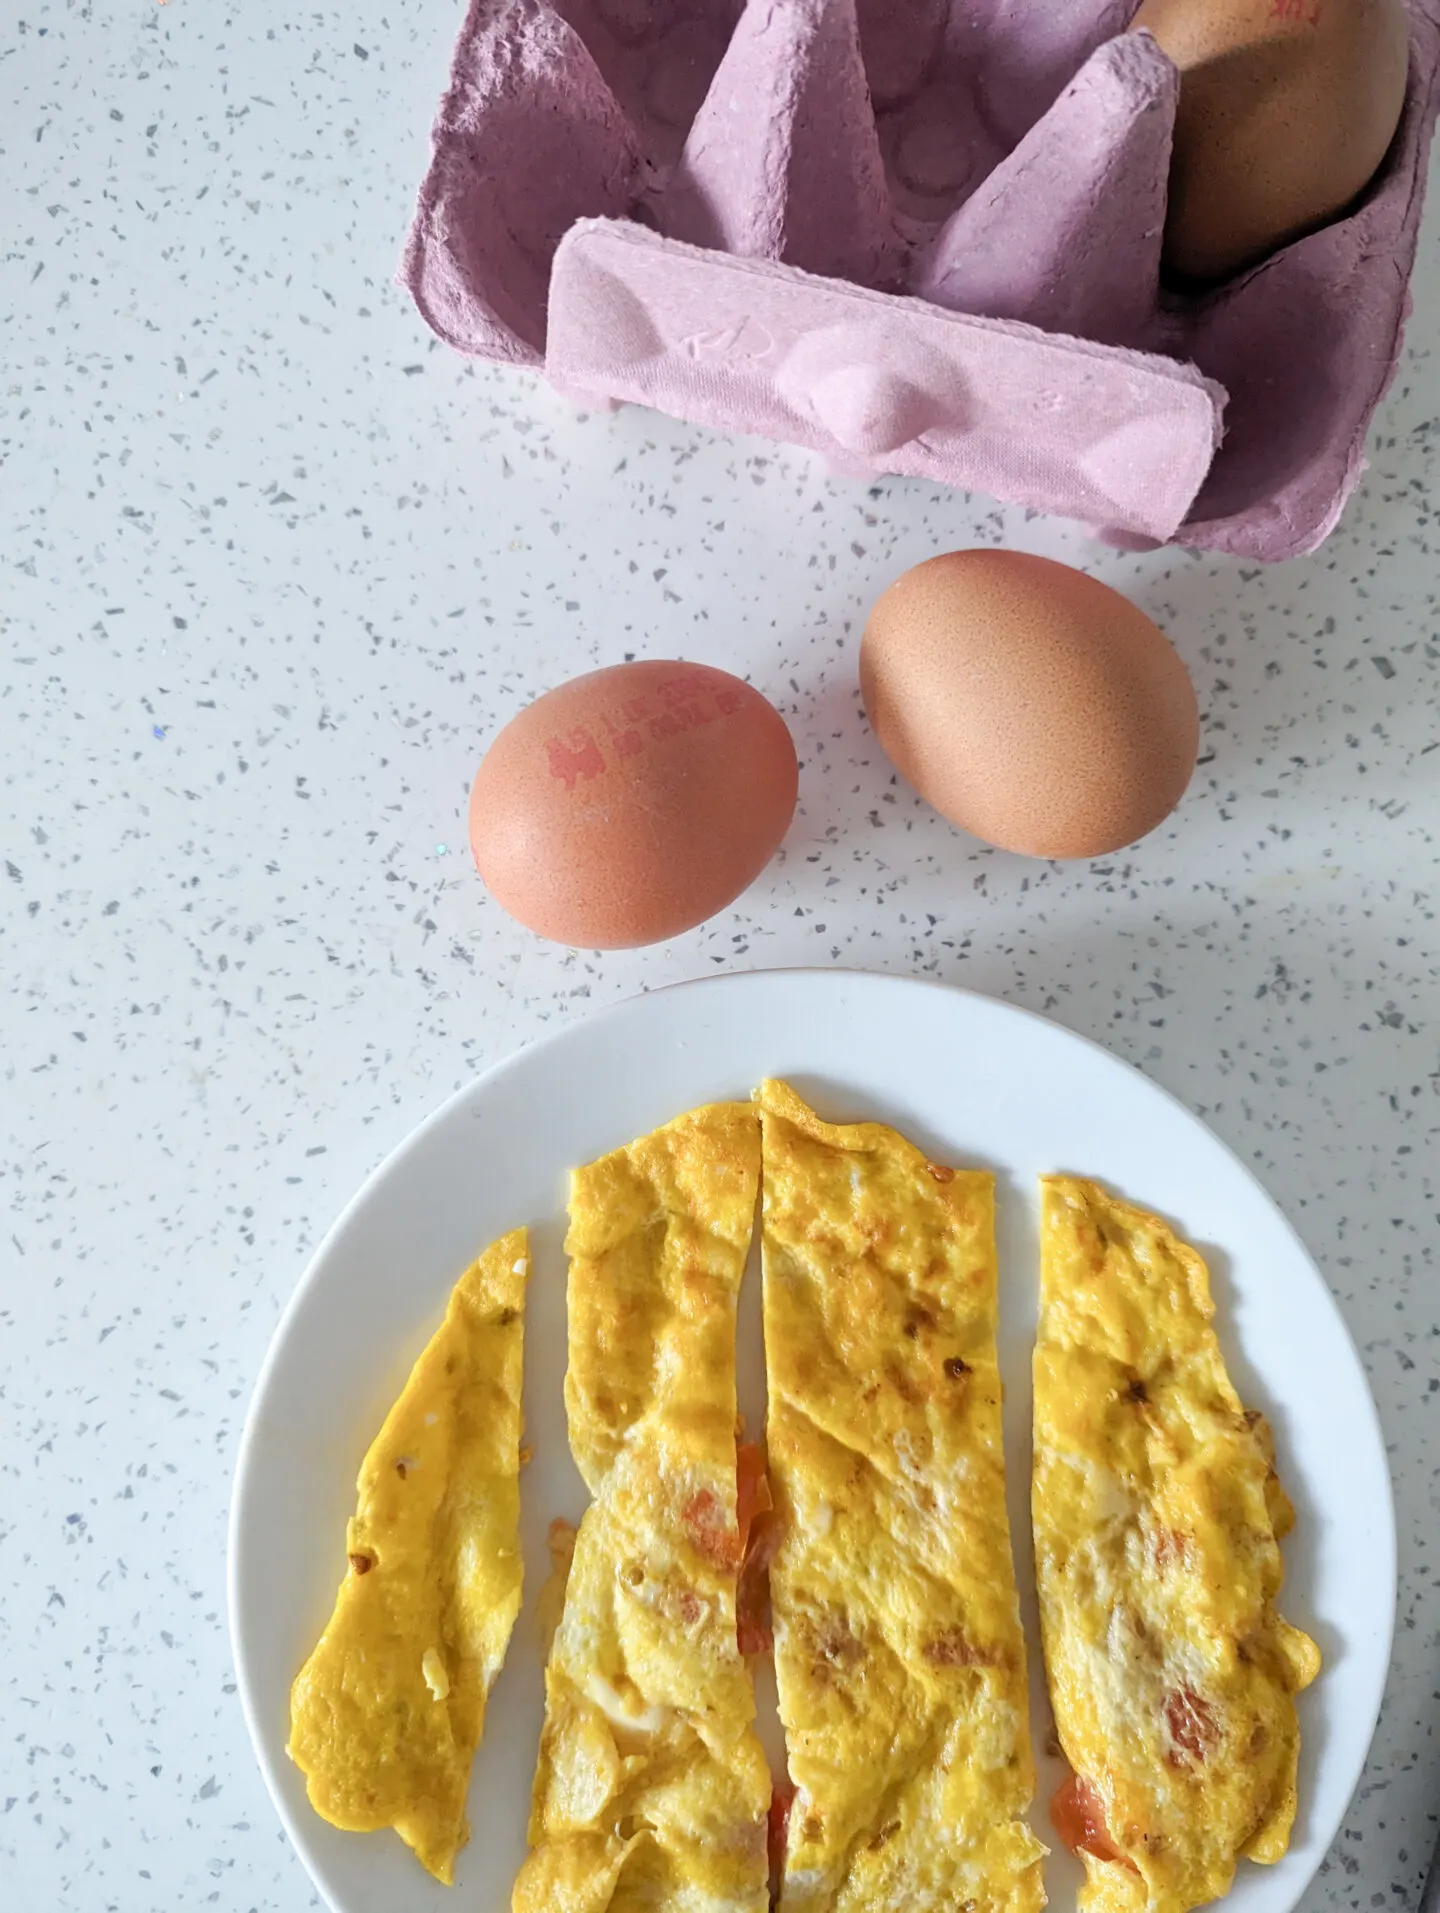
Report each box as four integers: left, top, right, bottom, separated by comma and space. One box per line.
402, 0, 1440, 559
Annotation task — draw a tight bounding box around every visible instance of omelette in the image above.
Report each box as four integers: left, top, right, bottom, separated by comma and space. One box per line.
513, 1102, 772, 1913
1032, 1178, 1320, 1913
757, 1079, 1045, 1913
288, 1226, 530, 1884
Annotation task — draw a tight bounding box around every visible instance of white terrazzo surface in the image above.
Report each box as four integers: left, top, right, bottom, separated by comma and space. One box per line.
5, 3, 1440, 1909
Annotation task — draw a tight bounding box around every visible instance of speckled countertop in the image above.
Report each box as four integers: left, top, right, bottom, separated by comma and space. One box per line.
4, 3, 1440, 1910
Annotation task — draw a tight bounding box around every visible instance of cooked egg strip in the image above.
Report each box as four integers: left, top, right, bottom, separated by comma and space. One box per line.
287, 1228, 530, 1885
514, 1103, 772, 1913
1033, 1178, 1320, 1913
756, 1079, 1045, 1913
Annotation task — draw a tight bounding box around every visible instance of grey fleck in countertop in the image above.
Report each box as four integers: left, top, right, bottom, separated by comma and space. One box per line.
3, 2, 1439, 1909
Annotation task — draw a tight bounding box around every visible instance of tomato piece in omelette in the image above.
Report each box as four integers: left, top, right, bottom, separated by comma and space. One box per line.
736, 1439, 779, 1658
513, 1102, 772, 1913
757, 1079, 1046, 1913
287, 1227, 529, 1884
1033, 1178, 1321, 1913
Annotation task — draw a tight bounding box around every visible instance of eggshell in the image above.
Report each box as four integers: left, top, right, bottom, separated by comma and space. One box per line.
470, 659, 798, 948
860, 550, 1199, 859
1133, 0, 1411, 282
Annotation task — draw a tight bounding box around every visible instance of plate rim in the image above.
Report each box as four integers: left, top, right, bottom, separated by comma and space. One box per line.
227, 963, 1398, 1913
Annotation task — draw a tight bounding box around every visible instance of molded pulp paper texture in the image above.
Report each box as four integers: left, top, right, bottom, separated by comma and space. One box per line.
403, 0, 1440, 558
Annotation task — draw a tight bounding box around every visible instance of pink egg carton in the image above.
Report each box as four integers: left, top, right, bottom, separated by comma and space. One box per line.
403, 0, 1440, 559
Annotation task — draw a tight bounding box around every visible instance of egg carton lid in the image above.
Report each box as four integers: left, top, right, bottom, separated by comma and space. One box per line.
402, 0, 1440, 559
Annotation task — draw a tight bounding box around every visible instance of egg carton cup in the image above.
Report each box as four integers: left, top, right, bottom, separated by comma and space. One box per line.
403, 0, 1440, 559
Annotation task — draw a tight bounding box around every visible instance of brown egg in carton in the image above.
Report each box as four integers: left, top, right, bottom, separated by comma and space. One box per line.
404, 0, 1440, 559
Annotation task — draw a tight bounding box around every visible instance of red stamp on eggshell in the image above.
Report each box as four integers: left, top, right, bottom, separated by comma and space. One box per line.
545, 674, 745, 790
546, 727, 606, 790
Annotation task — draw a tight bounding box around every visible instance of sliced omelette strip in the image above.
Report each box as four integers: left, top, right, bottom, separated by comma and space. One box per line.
1033, 1178, 1321, 1913
758, 1079, 1045, 1913
288, 1227, 530, 1885
514, 1103, 772, 1913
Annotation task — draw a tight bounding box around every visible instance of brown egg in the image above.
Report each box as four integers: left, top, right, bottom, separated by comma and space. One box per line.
860, 550, 1199, 859
469, 659, 798, 948
1133, 0, 1410, 282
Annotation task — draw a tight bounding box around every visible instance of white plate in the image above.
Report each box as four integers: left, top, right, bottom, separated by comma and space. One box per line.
229, 969, 1395, 1913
